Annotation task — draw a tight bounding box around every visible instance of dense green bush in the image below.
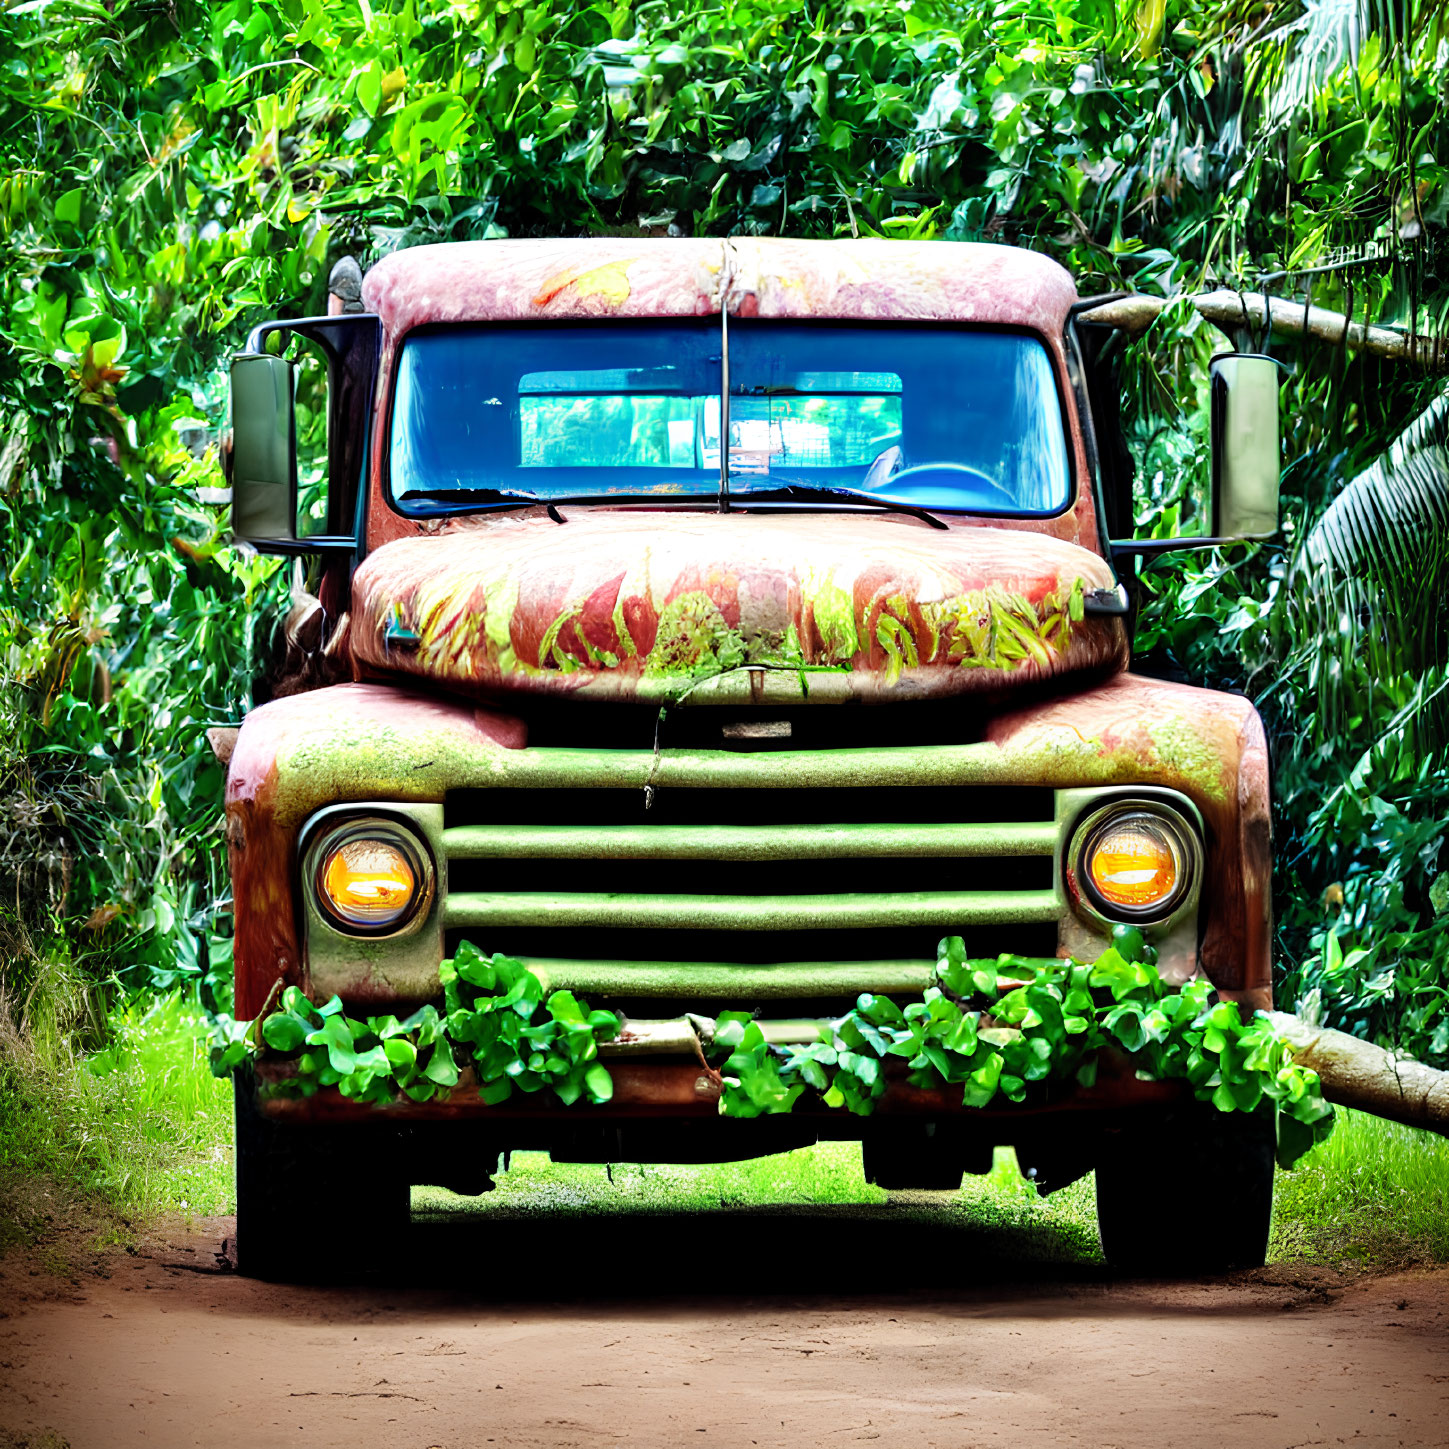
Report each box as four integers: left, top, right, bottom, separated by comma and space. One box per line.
1, 0, 1446, 1058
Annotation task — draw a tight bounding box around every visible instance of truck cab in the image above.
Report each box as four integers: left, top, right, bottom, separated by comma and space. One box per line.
224, 238, 1282, 1278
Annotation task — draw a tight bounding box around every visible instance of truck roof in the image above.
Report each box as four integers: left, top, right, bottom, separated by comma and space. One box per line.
361, 237, 1079, 340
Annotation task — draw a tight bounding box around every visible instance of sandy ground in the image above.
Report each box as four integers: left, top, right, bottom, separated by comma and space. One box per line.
1, 1209, 1446, 1449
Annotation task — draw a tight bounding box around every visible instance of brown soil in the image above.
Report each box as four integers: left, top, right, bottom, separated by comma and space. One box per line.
1, 1211, 1446, 1449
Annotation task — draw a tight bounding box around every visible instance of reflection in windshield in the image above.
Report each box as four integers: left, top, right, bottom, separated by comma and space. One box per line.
390, 321, 1070, 514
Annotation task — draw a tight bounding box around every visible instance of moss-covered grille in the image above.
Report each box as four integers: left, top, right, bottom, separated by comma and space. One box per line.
439, 783, 1062, 1007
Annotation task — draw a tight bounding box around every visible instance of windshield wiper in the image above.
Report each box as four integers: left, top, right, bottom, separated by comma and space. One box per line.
733, 482, 948, 531
398, 487, 543, 506
397, 484, 947, 530
398, 488, 572, 523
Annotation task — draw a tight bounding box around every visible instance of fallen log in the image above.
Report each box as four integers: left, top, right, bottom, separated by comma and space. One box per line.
1079, 291, 1449, 371
1267, 1012, 1449, 1139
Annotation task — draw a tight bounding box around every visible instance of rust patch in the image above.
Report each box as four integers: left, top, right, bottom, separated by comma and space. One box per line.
349, 513, 1125, 704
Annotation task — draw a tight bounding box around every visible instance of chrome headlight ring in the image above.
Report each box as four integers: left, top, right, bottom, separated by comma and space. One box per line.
302, 812, 436, 939
1066, 797, 1203, 930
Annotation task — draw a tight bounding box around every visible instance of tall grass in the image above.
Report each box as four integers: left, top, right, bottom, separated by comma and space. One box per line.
1271, 1107, 1449, 1268
0, 969, 233, 1254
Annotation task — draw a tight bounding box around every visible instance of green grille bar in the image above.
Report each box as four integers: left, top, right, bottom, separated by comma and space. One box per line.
444, 888, 1060, 932
525, 958, 937, 999
441, 820, 1059, 862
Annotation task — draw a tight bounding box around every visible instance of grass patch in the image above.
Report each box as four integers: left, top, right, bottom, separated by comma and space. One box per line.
0, 987, 233, 1260
1270, 1106, 1449, 1270
415, 1144, 1105, 1270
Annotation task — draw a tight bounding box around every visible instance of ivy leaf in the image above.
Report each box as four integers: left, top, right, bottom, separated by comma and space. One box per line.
453, 942, 498, 990
547, 989, 587, 1026
261, 1012, 308, 1053
383, 1037, 418, 1073
1105, 1003, 1147, 1053
960, 1053, 1003, 1108
584, 1063, 614, 1102
307, 1015, 358, 1073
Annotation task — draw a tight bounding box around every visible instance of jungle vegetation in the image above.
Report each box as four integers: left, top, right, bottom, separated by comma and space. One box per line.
0, 0, 1447, 1199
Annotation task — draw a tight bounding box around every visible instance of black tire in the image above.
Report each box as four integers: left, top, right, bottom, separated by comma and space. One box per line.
233, 1073, 410, 1282
1095, 1106, 1275, 1276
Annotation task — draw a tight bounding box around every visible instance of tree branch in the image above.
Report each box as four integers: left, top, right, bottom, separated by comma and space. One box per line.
1267, 1012, 1449, 1138
1079, 291, 1449, 371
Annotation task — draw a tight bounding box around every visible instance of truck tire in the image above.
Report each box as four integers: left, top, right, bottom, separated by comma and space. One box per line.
1094, 1106, 1275, 1276
233, 1074, 410, 1281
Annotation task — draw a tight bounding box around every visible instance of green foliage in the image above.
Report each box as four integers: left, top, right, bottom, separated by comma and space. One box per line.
218, 936, 1333, 1168
717, 935, 1335, 1167
442, 943, 620, 1106
1, 984, 233, 1254
214, 942, 621, 1108
2, 0, 1448, 1066
1271, 1105, 1449, 1269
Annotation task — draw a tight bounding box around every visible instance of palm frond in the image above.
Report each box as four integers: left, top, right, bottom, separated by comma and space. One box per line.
1286, 388, 1449, 764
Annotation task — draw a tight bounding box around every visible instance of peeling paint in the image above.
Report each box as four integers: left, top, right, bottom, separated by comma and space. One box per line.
351, 514, 1126, 704
361, 236, 1080, 334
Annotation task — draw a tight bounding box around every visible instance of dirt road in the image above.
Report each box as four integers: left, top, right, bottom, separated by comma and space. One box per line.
1, 1207, 1446, 1449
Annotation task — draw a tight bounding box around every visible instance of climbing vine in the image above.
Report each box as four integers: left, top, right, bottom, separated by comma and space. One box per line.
211, 946, 620, 1108
213, 934, 1334, 1167
714, 934, 1334, 1167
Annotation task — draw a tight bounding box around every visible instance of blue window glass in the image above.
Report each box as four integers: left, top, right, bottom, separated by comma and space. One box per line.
389, 321, 1070, 515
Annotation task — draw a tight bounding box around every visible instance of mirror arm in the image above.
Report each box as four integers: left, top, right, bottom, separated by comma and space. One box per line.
242, 536, 358, 558
1110, 536, 1250, 559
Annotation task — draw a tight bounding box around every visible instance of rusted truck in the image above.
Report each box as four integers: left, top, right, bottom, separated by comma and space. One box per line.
223, 238, 1282, 1278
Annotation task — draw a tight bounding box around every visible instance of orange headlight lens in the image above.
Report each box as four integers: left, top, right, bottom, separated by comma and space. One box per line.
1085, 817, 1183, 914
319, 838, 419, 929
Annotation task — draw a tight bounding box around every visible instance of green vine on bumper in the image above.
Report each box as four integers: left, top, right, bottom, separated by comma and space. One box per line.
714, 934, 1334, 1168
210, 945, 620, 1108
211, 934, 1334, 1167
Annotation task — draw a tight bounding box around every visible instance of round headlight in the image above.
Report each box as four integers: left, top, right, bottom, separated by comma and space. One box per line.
1075, 806, 1195, 922
310, 819, 431, 934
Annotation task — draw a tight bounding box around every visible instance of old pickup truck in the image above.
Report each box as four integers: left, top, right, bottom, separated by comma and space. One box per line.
223, 237, 1281, 1279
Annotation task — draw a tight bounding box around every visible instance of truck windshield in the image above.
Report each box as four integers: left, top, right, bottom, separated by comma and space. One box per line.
389, 321, 1070, 515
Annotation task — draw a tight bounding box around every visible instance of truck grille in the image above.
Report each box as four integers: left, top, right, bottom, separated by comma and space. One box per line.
440, 784, 1062, 1009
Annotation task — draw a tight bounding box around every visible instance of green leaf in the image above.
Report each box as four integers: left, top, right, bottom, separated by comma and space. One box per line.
306, 1015, 358, 1073
1111, 923, 1147, 962
358, 61, 383, 117
547, 989, 587, 1025
55, 187, 85, 225
261, 1012, 308, 1053
960, 1054, 1003, 1109
383, 1037, 418, 1072
584, 1063, 613, 1102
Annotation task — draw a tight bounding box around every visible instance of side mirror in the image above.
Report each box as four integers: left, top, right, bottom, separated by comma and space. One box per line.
230, 352, 297, 544
1210, 353, 1280, 540
227, 313, 381, 555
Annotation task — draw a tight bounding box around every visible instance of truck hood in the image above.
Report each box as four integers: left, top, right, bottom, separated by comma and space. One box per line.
347, 512, 1128, 705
